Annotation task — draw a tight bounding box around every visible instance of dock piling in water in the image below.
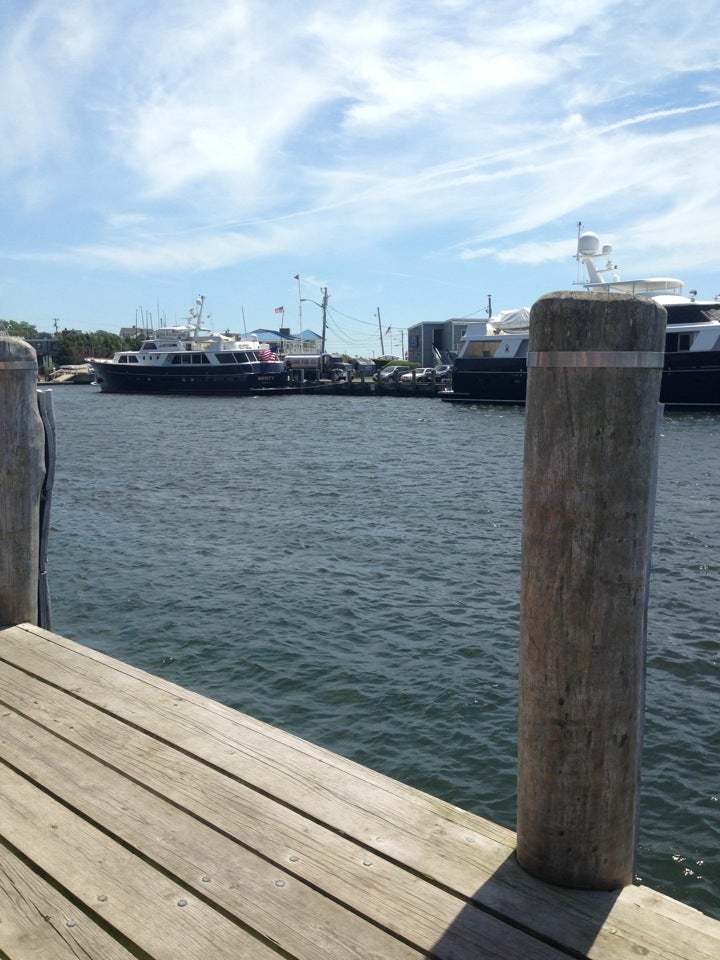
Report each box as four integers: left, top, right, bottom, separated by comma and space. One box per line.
516, 291, 666, 890
0, 337, 46, 627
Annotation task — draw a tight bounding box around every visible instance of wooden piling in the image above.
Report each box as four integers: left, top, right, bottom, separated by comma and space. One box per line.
0, 337, 45, 626
37, 388, 56, 629
516, 292, 666, 890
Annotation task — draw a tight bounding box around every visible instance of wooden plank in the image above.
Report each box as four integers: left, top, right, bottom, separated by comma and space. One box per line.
2, 623, 719, 960
0, 669, 571, 960
0, 841, 138, 960
0, 765, 283, 960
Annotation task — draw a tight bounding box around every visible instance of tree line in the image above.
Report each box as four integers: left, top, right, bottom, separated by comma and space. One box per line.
1, 321, 142, 365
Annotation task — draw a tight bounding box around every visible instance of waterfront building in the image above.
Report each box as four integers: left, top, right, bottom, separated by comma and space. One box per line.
406, 318, 468, 365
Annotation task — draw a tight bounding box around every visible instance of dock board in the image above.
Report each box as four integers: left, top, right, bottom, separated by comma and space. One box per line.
1, 622, 718, 959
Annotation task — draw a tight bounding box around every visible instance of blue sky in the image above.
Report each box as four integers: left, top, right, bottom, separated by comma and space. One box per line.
2, 0, 719, 358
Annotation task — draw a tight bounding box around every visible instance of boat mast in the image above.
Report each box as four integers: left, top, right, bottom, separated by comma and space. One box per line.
377, 307, 384, 355
190, 296, 205, 340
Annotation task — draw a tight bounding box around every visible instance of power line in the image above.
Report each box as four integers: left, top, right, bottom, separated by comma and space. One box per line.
326, 305, 378, 327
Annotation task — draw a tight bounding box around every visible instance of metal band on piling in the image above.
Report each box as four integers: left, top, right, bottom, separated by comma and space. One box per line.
0, 360, 39, 370
528, 350, 664, 368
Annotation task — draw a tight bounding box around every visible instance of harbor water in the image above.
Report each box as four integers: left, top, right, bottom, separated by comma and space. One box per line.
46, 386, 719, 919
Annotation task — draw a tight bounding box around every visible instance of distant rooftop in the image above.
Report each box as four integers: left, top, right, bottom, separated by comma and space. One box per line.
249, 328, 321, 342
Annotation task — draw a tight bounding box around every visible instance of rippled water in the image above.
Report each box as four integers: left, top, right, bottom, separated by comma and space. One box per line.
46, 386, 719, 918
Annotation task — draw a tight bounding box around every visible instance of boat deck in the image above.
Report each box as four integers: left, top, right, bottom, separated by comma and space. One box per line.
1, 622, 718, 959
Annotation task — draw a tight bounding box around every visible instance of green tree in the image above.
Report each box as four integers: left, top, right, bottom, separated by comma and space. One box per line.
0, 319, 39, 338
55, 330, 138, 365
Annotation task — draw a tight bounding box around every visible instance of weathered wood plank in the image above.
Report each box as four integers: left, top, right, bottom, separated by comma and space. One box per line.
2, 623, 719, 960
0, 764, 283, 960
0, 841, 138, 960
0, 669, 570, 960
0, 723, 425, 960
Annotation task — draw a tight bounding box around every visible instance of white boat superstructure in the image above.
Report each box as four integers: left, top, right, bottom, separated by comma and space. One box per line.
446, 227, 720, 407
574, 230, 686, 301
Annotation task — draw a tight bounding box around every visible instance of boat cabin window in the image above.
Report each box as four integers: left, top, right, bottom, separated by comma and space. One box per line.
118, 355, 139, 364
665, 331, 695, 352
214, 351, 255, 364
667, 305, 720, 325
171, 353, 211, 365
465, 339, 503, 358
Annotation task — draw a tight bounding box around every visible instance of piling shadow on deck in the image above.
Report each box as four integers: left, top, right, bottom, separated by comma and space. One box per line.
1, 623, 718, 960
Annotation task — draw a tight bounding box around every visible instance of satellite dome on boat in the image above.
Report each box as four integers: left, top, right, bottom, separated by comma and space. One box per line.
577, 232, 613, 258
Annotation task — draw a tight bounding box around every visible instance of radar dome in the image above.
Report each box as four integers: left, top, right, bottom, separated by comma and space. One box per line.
577, 232, 601, 256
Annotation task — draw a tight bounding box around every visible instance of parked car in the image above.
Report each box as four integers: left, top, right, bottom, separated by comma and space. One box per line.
399, 367, 435, 383
434, 364, 453, 382
373, 365, 411, 382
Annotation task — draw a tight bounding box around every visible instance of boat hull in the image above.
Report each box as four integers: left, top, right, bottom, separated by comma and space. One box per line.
445, 352, 720, 408
90, 362, 290, 395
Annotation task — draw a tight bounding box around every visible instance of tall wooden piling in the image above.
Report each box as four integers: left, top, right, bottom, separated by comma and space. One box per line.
0, 337, 45, 626
516, 292, 666, 890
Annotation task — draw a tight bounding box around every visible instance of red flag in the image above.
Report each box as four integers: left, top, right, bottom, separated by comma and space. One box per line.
274, 306, 284, 314
385, 326, 391, 335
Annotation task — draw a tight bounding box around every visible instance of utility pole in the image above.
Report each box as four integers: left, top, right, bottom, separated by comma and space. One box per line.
320, 287, 329, 354
301, 288, 330, 355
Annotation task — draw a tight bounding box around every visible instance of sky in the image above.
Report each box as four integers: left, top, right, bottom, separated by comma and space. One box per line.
1, 0, 719, 358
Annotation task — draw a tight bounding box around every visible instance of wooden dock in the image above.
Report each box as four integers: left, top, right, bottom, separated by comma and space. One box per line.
1, 622, 718, 960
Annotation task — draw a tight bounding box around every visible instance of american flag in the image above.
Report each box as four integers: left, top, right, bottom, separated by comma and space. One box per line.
259, 348, 277, 361
274, 306, 284, 314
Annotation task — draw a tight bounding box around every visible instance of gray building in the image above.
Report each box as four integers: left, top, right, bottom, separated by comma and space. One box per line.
406, 318, 469, 366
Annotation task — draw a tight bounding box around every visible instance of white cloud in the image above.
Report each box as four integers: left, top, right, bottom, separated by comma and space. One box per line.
0, 1, 104, 182
2, 0, 720, 316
